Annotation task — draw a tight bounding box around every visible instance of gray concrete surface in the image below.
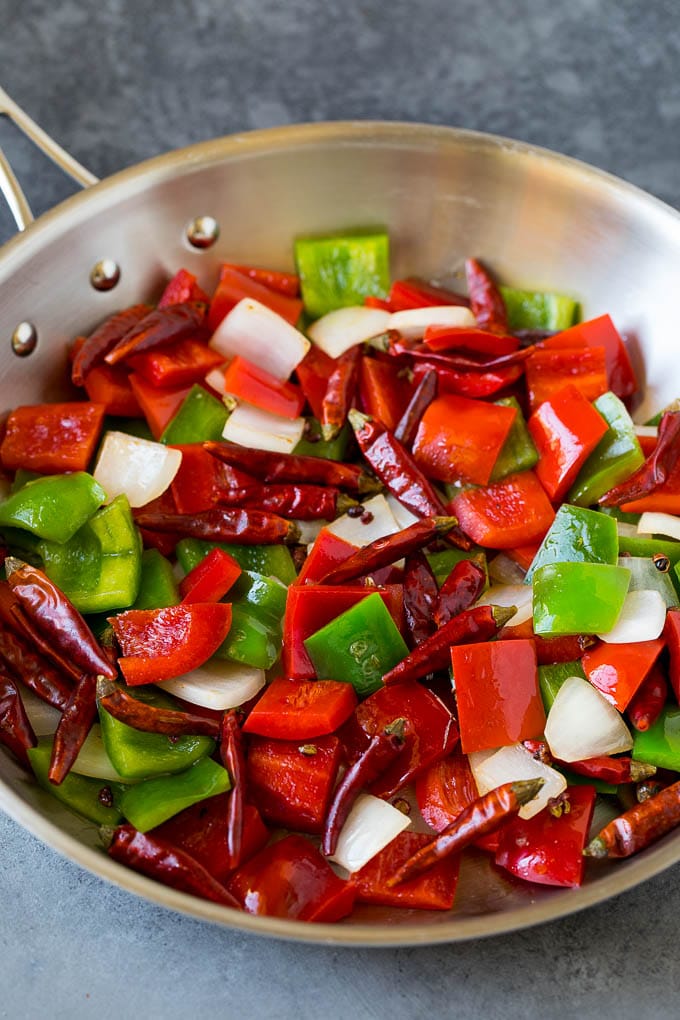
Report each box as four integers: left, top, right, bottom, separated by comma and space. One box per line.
1, 1, 680, 1016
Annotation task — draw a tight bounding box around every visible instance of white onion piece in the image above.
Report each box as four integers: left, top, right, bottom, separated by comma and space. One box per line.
222, 400, 305, 454
545, 675, 633, 762
327, 493, 400, 546
634, 425, 658, 439
158, 659, 265, 711
93, 431, 182, 508
616, 521, 639, 538
72, 724, 131, 782
488, 553, 527, 586
387, 305, 476, 340
204, 363, 229, 394
210, 298, 310, 379
328, 793, 410, 873
596, 588, 667, 643
619, 556, 679, 608
294, 519, 325, 546
19, 687, 61, 736
470, 743, 566, 819
476, 583, 532, 627
638, 512, 680, 541
307, 307, 390, 359
385, 494, 419, 531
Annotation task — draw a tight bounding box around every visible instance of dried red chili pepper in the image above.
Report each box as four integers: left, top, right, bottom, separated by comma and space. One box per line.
214, 481, 356, 521
71, 304, 151, 385
0, 671, 36, 769
48, 672, 97, 785
434, 560, 486, 628
564, 756, 657, 785
388, 277, 470, 310
107, 825, 240, 907
465, 257, 510, 335
627, 663, 668, 732
97, 680, 221, 738
402, 552, 438, 649
132, 508, 300, 546
584, 779, 680, 858
0, 605, 73, 710
0, 582, 82, 686
219, 711, 246, 870
321, 346, 362, 442
599, 411, 680, 506
104, 301, 208, 366
387, 778, 544, 886
412, 358, 524, 400
321, 719, 405, 856
5, 560, 117, 680
390, 339, 533, 373
393, 368, 438, 448
422, 325, 519, 356
318, 517, 458, 585
382, 604, 513, 685
204, 440, 380, 495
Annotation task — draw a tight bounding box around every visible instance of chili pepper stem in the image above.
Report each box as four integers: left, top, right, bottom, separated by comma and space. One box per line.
583, 836, 609, 859
358, 473, 383, 496
630, 761, 658, 782
336, 494, 360, 515
492, 605, 518, 629
511, 778, 546, 806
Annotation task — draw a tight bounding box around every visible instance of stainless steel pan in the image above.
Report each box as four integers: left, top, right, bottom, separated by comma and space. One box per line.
1, 89, 680, 945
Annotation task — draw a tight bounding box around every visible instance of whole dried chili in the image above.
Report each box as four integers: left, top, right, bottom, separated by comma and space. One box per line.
107, 824, 240, 907
0, 671, 36, 769
0, 596, 73, 709
71, 304, 151, 385
393, 368, 438, 448
49, 672, 98, 785
627, 663, 668, 732
387, 778, 544, 886
318, 517, 459, 586
104, 301, 208, 366
563, 756, 657, 785
402, 552, 439, 649
321, 719, 406, 856
433, 559, 486, 628
321, 346, 362, 442
132, 508, 301, 546
215, 481, 356, 521
97, 680, 221, 739
203, 440, 380, 495
465, 257, 510, 335
584, 779, 680, 858
388, 337, 534, 372
5, 560, 117, 680
381, 604, 514, 685
599, 411, 680, 506
220, 710, 246, 869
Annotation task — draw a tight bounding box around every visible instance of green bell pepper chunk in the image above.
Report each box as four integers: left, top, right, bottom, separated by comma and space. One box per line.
568, 392, 644, 506
37, 494, 142, 613
304, 592, 409, 699
490, 397, 538, 481
160, 384, 229, 445
633, 707, 680, 771
526, 505, 618, 583
99, 687, 215, 780
618, 534, 680, 566
0, 472, 106, 544
293, 419, 353, 460
499, 286, 579, 331
133, 548, 180, 610
28, 739, 125, 826
228, 570, 287, 624
598, 505, 641, 526
426, 547, 488, 588
295, 230, 390, 319
538, 660, 587, 713
10, 469, 41, 493
214, 604, 281, 670
533, 562, 631, 636
620, 556, 679, 608
117, 757, 230, 833
175, 537, 297, 585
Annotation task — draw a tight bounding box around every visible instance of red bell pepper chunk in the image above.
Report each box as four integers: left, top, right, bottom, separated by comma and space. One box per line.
282, 583, 404, 680
388, 278, 469, 311
127, 337, 224, 389
208, 265, 303, 331
495, 784, 596, 887
170, 444, 251, 515
413, 360, 525, 400
364, 295, 392, 311
295, 345, 337, 421
581, 638, 666, 711
223, 263, 300, 298
342, 682, 459, 799
82, 362, 142, 417
525, 346, 608, 411
295, 526, 358, 585
158, 268, 210, 308
246, 734, 343, 834
423, 325, 519, 356
243, 676, 358, 740
179, 547, 241, 604
451, 471, 555, 549
415, 749, 501, 852
109, 603, 233, 685
128, 374, 193, 439
413, 393, 517, 486
664, 609, 680, 704
350, 830, 460, 910
0, 402, 105, 474
153, 796, 269, 883
358, 357, 412, 432
541, 314, 637, 400
452, 639, 546, 754
504, 541, 542, 573
227, 833, 355, 922
528, 383, 610, 502
218, 355, 305, 419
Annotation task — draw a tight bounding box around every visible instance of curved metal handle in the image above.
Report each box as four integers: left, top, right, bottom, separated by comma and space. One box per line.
0, 85, 99, 232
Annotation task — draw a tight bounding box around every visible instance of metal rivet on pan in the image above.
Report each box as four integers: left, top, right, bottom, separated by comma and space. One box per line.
11, 321, 37, 357
186, 215, 220, 249
90, 258, 121, 291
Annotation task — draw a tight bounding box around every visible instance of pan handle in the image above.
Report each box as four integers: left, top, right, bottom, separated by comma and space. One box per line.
0, 85, 99, 231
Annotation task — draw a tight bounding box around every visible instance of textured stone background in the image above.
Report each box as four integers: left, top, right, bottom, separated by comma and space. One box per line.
1, 1, 680, 1016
